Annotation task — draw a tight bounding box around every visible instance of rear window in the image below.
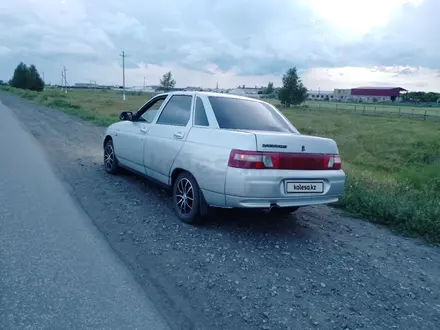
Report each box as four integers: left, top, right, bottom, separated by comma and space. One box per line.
208, 96, 295, 133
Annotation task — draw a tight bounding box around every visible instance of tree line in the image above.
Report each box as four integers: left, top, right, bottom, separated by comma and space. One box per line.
3, 61, 308, 107
403, 91, 440, 103
5, 61, 439, 106
158, 67, 308, 107
0, 62, 307, 107
3, 59, 307, 106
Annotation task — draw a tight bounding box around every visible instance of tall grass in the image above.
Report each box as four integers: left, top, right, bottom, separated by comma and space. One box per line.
282, 109, 440, 243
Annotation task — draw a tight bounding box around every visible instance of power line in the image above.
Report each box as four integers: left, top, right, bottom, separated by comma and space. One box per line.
120, 51, 129, 101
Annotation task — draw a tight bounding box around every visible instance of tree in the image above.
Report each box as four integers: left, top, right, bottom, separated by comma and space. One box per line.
10, 62, 29, 89
160, 71, 176, 91
9, 62, 45, 91
403, 91, 440, 103
278, 67, 307, 107
27, 65, 45, 91
265, 81, 274, 94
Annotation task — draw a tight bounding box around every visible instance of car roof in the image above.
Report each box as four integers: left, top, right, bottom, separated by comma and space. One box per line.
157, 91, 267, 103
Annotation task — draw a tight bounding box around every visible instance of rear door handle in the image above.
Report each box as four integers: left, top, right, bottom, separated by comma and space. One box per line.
173, 132, 184, 139
140, 127, 148, 134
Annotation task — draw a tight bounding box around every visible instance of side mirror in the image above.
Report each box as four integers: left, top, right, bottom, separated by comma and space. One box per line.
120, 111, 134, 121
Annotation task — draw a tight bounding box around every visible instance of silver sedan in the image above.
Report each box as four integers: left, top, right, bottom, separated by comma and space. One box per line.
103, 92, 346, 224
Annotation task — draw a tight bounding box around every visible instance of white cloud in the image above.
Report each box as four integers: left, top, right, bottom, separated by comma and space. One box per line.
0, 46, 11, 57
302, 0, 424, 37
0, 0, 439, 91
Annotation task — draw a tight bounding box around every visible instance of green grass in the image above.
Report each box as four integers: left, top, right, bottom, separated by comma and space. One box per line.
268, 99, 440, 118
282, 108, 440, 242
3, 86, 440, 243
307, 100, 440, 117
1, 86, 153, 126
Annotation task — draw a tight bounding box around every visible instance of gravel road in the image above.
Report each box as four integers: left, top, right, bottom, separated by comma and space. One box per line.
1, 92, 439, 330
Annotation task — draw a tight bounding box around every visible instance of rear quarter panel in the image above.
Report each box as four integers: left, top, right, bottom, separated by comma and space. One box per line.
171, 128, 257, 199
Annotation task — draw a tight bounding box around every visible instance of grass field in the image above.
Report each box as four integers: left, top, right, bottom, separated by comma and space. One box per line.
3, 86, 440, 243
304, 100, 440, 118
265, 100, 440, 120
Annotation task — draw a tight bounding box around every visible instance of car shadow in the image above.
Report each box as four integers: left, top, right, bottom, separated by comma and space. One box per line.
117, 168, 315, 242
202, 208, 314, 242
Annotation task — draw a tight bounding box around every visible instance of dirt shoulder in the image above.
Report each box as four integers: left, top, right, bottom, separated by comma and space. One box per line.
2, 92, 439, 330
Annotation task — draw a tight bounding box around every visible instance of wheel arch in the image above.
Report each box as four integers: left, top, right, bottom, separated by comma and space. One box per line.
103, 135, 113, 149
170, 167, 186, 187
170, 168, 209, 216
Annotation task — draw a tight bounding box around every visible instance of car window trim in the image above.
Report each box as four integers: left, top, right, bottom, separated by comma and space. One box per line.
192, 96, 210, 128
134, 94, 169, 121
155, 94, 194, 127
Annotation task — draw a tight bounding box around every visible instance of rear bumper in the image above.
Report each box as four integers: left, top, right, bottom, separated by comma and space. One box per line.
225, 195, 340, 208
224, 168, 346, 208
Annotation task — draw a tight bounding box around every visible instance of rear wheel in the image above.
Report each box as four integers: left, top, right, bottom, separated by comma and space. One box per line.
173, 172, 204, 225
104, 139, 119, 174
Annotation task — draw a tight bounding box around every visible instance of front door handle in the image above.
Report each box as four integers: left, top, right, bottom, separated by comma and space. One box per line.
140, 127, 148, 134
173, 132, 184, 139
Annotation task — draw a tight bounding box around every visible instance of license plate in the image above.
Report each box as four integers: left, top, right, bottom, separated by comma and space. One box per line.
285, 181, 324, 193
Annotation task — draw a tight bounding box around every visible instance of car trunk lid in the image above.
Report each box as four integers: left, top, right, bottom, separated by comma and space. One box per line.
228, 130, 341, 170
244, 130, 339, 154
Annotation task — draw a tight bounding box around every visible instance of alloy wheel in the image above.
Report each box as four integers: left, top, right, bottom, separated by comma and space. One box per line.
104, 143, 115, 171
175, 178, 194, 215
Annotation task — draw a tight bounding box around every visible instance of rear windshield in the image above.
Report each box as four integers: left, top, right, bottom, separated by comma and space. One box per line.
208, 96, 296, 133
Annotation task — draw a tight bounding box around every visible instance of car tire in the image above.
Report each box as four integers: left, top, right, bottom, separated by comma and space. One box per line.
173, 172, 205, 225
104, 139, 119, 174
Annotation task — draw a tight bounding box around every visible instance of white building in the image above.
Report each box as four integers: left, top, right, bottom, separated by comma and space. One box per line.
228, 87, 263, 97
333, 89, 352, 101
307, 90, 334, 101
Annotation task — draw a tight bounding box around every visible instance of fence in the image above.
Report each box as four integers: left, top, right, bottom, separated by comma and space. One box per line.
294, 101, 440, 121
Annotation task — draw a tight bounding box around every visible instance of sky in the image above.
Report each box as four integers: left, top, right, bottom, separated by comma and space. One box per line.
0, 0, 439, 92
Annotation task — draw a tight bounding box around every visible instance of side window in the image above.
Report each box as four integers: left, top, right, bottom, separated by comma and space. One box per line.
138, 97, 165, 123
194, 97, 209, 126
156, 95, 192, 126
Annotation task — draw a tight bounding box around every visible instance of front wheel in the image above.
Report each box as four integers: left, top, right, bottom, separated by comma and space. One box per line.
173, 172, 204, 225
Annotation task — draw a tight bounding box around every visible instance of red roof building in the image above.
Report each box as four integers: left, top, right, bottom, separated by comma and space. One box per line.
351, 87, 407, 97
349, 87, 407, 102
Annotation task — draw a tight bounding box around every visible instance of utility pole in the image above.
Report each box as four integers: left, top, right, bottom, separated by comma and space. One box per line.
64, 66, 67, 94
120, 51, 129, 101
61, 66, 68, 94
143, 76, 146, 92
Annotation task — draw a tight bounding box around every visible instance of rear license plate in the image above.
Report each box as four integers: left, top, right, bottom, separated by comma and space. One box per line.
285, 181, 324, 193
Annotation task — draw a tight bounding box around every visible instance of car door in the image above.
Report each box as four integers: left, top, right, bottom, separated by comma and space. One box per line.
143, 94, 194, 184
113, 95, 167, 173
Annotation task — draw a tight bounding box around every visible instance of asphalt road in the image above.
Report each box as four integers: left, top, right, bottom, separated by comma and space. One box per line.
1, 92, 440, 330
0, 101, 170, 330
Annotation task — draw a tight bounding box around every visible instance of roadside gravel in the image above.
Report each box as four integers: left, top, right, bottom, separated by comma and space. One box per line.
2, 92, 439, 330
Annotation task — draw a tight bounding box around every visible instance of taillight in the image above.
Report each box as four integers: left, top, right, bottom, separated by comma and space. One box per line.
228, 150, 268, 169
327, 155, 341, 170
228, 150, 342, 170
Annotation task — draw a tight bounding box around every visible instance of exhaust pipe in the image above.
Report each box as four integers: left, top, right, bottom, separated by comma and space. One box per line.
269, 203, 280, 212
